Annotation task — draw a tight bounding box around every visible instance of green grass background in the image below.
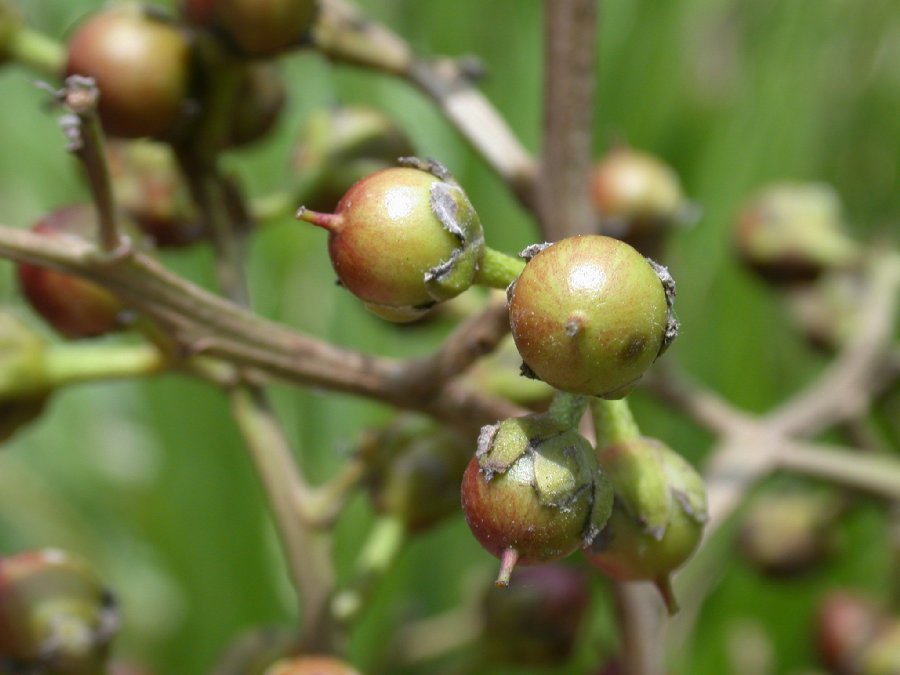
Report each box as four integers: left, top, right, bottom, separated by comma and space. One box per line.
0, 0, 898, 673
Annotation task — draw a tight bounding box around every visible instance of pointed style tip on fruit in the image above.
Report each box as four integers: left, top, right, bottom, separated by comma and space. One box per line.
655, 576, 679, 615
296, 206, 340, 231
495, 547, 519, 588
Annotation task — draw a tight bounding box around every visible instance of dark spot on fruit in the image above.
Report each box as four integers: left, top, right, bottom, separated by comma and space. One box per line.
620, 334, 647, 361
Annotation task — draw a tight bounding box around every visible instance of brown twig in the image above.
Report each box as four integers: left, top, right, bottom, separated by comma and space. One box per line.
314, 0, 539, 212
0, 224, 523, 433
539, 0, 598, 241
396, 294, 510, 397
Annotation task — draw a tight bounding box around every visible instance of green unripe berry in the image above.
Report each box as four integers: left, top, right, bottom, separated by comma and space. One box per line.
297, 162, 485, 322
461, 415, 613, 586
583, 438, 707, 613
360, 415, 469, 532
508, 235, 677, 398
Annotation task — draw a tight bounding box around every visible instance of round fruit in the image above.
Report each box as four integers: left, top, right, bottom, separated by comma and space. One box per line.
17, 205, 129, 339
508, 235, 675, 398
183, 0, 317, 58
583, 438, 707, 613
590, 147, 688, 252
291, 106, 415, 212
229, 63, 286, 147
66, 7, 193, 139
297, 164, 484, 321
462, 415, 612, 586
482, 564, 589, 666
0, 549, 118, 674
815, 591, 885, 674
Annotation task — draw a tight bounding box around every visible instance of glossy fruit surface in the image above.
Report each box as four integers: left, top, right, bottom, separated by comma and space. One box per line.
508, 235, 674, 398
0, 549, 117, 674
462, 416, 612, 579
291, 106, 415, 212
584, 438, 706, 611
66, 7, 193, 139
17, 206, 128, 339
298, 165, 484, 320
184, 0, 317, 58
482, 564, 589, 666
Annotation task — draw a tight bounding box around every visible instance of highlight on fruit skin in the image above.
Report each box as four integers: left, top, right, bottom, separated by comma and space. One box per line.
0, 549, 119, 674
17, 205, 131, 339
508, 235, 677, 398
582, 436, 707, 614
461, 414, 613, 587
296, 160, 485, 322
65, 6, 194, 140
733, 182, 861, 285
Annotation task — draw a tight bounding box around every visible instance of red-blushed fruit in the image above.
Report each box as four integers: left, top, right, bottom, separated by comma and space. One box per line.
17, 205, 130, 339
461, 415, 612, 586
481, 564, 589, 666
0, 549, 118, 674
733, 182, 860, 285
291, 106, 416, 212
65, 7, 193, 139
183, 0, 317, 58
360, 415, 469, 533
508, 235, 676, 398
815, 592, 885, 674
297, 163, 484, 322
263, 655, 362, 675
583, 437, 706, 614
590, 147, 690, 257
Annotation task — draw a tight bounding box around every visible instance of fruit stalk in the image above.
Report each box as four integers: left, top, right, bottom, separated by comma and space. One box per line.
473, 246, 525, 290
591, 398, 641, 449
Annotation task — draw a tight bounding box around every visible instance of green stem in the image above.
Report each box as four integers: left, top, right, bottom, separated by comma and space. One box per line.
42, 343, 168, 388
591, 398, 641, 449
473, 246, 525, 290
545, 390, 587, 429
330, 514, 406, 627
6, 27, 65, 78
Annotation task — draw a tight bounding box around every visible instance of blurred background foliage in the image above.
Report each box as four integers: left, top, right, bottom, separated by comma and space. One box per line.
0, 0, 898, 673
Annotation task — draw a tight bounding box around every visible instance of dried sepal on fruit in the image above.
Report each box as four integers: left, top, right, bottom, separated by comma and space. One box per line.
297, 161, 485, 322
508, 235, 677, 398
583, 437, 707, 613
462, 414, 613, 587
